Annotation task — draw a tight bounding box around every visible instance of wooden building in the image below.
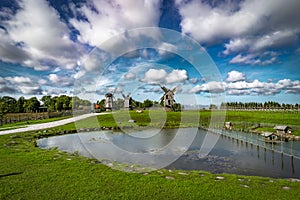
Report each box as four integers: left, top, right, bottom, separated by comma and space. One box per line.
161, 86, 176, 111
274, 126, 291, 135
105, 93, 114, 111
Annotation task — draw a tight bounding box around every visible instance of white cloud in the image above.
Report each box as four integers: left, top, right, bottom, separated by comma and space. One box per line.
141, 69, 167, 84
190, 81, 226, 93
124, 72, 136, 80
2, 76, 42, 94
229, 52, 278, 66
0, 0, 81, 70
43, 88, 68, 96
70, 0, 162, 47
189, 78, 300, 95
189, 78, 198, 84
226, 71, 246, 82
5, 76, 32, 84
158, 42, 178, 56
48, 74, 74, 87
141, 69, 189, 85
176, 0, 300, 65
166, 69, 188, 84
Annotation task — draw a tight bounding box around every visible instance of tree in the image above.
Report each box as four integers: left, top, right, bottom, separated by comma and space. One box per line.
41, 95, 52, 108
16, 96, 26, 113
0, 96, 17, 113
209, 104, 218, 110
143, 99, 153, 108
24, 97, 40, 112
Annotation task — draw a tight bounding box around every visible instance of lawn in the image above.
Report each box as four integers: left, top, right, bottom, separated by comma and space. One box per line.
1, 110, 300, 199
1, 130, 300, 199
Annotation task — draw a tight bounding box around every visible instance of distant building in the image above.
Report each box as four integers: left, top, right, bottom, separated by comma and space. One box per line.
274, 126, 291, 134
224, 122, 232, 130
261, 132, 278, 141
161, 86, 176, 111
105, 93, 114, 111
122, 93, 132, 110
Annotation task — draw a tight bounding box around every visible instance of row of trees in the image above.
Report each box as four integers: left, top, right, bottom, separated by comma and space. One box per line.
219, 101, 300, 110
0, 95, 91, 114
95, 98, 182, 111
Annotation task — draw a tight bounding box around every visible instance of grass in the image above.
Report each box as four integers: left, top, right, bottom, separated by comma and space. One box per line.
1, 110, 300, 199
1, 130, 300, 199
20, 109, 299, 136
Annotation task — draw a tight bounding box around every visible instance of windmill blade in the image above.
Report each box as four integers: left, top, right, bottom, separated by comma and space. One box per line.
127, 92, 131, 97
121, 92, 126, 98
161, 85, 168, 93
171, 87, 177, 93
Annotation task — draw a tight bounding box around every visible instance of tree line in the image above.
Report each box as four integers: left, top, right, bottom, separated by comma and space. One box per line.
0, 95, 91, 114
95, 98, 182, 111
219, 101, 300, 110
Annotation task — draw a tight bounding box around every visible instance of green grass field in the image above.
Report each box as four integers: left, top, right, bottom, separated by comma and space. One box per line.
1, 130, 300, 199
1, 110, 300, 199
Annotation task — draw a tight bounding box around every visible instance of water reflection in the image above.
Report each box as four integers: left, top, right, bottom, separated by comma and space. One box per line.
37, 129, 300, 178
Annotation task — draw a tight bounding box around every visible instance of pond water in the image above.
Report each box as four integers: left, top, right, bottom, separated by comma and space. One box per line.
37, 128, 300, 178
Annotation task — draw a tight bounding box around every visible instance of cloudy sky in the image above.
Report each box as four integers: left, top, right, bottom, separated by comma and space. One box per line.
0, 0, 300, 105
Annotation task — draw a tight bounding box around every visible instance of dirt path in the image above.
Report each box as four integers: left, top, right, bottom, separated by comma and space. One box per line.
0, 113, 108, 135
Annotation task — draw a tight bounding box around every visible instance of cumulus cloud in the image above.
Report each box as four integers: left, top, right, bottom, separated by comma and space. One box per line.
70, 0, 162, 47
141, 69, 188, 84
190, 81, 226, 93
0, 0, 81, 70
48, 74, 74, 87
189, 78, 300, 95
189, 78, 198, 84
141, 69, 167, 84
0, 76, 43, 95
226, 71, 246, 82
229, 52, 278, 66
124, 72, 136, 80
176, 0, 300, 65
166, 69, 188, 84
157, 42, 178, 56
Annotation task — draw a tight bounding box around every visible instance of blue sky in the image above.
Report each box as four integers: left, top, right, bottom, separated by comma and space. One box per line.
0, 0, 300, 105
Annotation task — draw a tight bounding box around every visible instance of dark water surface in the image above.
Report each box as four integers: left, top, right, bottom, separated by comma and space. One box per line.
37, 128, 300, 178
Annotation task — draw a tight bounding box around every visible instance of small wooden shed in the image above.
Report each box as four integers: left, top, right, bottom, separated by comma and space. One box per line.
273, 126, 291, 134
224, 122, 232, 130
261, 132, 278, 141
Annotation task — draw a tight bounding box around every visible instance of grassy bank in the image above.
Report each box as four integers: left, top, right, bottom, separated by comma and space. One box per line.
1, 130, 300, 199
73, 110, 300, 135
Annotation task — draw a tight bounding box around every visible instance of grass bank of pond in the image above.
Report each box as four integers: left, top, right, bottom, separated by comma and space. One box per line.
52, 110, 300, 136
1, 129, 300, 199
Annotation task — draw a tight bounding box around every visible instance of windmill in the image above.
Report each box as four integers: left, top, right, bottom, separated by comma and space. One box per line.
104, 93, 114, 111
160, 86, 176, 111
122, 92, 132, 110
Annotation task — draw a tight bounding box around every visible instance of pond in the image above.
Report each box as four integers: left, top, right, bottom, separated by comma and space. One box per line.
37, 128, 300, 178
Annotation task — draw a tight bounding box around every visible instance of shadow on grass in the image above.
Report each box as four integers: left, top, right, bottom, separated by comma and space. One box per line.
0, 172, 23, 178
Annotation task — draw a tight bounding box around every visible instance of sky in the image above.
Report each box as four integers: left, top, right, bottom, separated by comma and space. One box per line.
0, 0, 300, 106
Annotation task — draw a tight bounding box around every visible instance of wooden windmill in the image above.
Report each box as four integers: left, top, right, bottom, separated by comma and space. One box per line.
104, 93, 114, 111
122, 92, 132, 110
160, 86, 176, 111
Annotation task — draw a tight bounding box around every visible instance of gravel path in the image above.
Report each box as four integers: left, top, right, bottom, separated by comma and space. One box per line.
0, 113, 108, 135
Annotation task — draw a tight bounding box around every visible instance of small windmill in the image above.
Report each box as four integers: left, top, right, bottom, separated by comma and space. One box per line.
122, 92, 132, 110
104, 93, 114, 111
160, 86, 176, 111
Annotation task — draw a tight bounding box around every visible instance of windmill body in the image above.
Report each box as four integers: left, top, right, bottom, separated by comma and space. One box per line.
161, 86, 176, 111
105, 93, 114, 111
122, 93, 133, 110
